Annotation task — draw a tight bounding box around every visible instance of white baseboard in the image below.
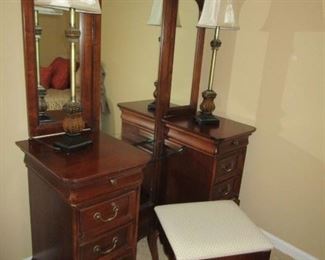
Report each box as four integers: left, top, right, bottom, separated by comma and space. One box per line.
261, 229, 318, 260
22, 257, 32, 260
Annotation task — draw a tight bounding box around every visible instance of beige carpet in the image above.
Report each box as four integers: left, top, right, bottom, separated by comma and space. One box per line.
136, 238, 293, 260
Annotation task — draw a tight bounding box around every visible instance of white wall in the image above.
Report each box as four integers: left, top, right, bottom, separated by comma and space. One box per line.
200, 0, 325, 258
0, 1, 32, 259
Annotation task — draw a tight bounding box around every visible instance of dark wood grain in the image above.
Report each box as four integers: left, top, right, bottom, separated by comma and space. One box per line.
28, 168, 74, 260
17, 132, 150, 259
79, 190, 137, 237
21, 0, 39, 136
17, 132, 150, 185
119, 100, 258, 259
119, 100, 156, 120
119, 100, 182, 119
21, 0, 101, 137
79, 223, 135, 260
164, 115, 256, 141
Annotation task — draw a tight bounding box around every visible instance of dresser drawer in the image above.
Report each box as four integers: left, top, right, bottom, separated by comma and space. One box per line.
215, 152, 244, 183
212, 176, 242, 200
122, 121, 154, 145
80, 191, 137, 236
218, 136, 248, 155
80, 223, 134, 260
70, 171, 142, 204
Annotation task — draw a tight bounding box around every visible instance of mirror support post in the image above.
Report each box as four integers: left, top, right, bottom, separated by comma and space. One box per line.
34, 9, 52, 122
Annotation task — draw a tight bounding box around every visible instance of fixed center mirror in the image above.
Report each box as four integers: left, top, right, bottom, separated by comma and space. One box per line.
170, 0, 199, 106
100, 0, 162, 136
100, 0, 204, 135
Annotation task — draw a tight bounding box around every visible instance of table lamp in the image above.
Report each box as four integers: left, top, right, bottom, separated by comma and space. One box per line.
195, 0, 239, 125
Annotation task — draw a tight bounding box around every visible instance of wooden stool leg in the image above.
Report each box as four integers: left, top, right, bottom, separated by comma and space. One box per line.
147, 229, 159, 260
158, 228, 176, 260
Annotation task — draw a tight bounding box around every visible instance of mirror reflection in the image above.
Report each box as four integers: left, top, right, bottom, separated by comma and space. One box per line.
101, 0, 200, 136
36, 7, 80, 116
101, 0, 161, 135
170, 0, 199, 106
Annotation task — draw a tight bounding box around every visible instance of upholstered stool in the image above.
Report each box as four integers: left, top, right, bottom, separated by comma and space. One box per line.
154, 200, 273, 260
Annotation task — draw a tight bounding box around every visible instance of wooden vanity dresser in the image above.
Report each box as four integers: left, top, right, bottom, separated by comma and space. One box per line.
18, 1, 153, 258
19, 0, 258, 259
119, 100, 256, 205
17, 133, 150, 259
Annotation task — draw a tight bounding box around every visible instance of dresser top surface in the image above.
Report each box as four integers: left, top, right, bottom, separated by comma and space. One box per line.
118, 100, 156, 119
118, 100, 256, 141
164, 115, 256, 141
16, 132, 151, 185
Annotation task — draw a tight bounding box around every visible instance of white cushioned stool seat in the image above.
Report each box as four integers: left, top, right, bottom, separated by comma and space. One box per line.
155, 200, 273, 260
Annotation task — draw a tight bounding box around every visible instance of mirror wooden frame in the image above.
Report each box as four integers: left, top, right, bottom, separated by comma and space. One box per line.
151, 0, 205, 200
21, 0, 101, 137
166, 0, 205, 117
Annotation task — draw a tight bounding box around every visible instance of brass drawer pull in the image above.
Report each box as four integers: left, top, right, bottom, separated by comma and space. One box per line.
232, 139, 240, 146
93, 203, 119, 222
221, 162, 234, 173
109, 178, 117, 186
219, 184, 232, 196
93, 236, 118, 255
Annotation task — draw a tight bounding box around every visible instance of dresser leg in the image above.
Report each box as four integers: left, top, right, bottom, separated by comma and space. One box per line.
147, 229, 159, 260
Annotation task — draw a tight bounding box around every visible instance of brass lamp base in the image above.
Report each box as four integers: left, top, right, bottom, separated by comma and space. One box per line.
195, 89, 219, 125
54, 134, 92, 153
57, 100, 91, 152
194, 113, 220, 126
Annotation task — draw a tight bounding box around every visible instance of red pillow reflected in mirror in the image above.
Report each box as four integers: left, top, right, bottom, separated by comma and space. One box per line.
50, 57, 70, 90
40, 66, 53, 89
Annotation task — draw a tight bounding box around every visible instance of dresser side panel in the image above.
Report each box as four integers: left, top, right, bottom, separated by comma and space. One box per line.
28, 168, 74, 260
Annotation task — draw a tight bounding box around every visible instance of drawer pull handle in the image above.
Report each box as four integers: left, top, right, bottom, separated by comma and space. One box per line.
93, 203, 119, 222
109, 179, 117, 186
221, 163, 234, 173
232, 140, 240, 146
93, 236, 118, 255
219, 184, 232, 196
